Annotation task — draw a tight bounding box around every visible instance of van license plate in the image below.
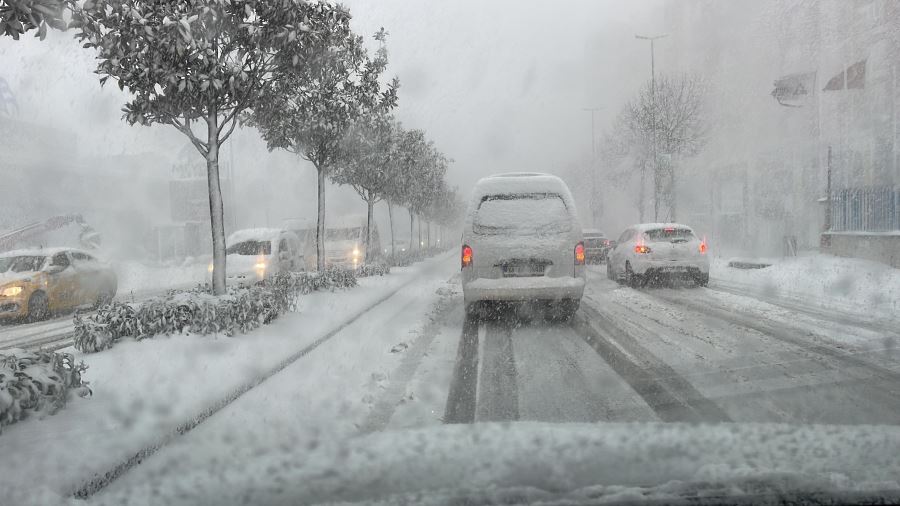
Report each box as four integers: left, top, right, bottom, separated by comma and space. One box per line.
503, 263, 545, 277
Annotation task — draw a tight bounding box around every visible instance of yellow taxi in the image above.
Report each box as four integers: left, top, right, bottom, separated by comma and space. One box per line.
0, 248, 117, 322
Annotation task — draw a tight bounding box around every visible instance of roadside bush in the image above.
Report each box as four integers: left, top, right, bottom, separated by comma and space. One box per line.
73, 268, 358, 353
356, 263, 390, 277
386, 246, 448, 267
0, 349, 90, 434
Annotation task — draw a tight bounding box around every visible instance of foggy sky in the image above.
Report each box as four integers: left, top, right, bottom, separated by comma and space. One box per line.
0, 1, 666, 249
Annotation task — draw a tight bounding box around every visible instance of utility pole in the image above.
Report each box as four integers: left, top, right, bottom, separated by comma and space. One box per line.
582, 107, 602, 228
636, 33, 667, 221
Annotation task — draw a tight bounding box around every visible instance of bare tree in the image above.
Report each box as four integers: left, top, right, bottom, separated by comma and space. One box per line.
623, 74, 707, 221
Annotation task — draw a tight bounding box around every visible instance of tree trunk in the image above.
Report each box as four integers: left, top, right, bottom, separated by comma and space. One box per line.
417, 215, 422, 250
316, 166, 326, 272
427, 221, 431, 248
206, 112, 227, 296
409, 208, 415, 251
387, 200, 395, 257
638, 158, 647, 223
365, 193, 375, 264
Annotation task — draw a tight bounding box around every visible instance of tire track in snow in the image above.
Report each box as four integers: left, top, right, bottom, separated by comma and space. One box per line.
443, 313, 480, 424
475, 320, 519, 422
649, 291, 900, 388
574, 303, 732, 423
71, 273, 426, 499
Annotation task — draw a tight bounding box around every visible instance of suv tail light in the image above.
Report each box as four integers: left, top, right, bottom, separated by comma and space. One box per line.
699, 240, 707, 254
634, 244, 651, 254
574, 242, 585, 265
461, 244, 473, 268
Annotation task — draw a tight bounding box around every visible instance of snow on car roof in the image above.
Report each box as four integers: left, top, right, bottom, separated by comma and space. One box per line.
226, 228, 287, 245
634, 222, 695, 232
327, 214, 367, 229
0, 246, 91, 258
467, 173, 578, 224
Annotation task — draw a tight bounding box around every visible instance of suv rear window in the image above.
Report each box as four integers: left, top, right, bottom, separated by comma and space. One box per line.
644, 228, 695, 242
474, 193, 571, 236
226, 240, 272, 255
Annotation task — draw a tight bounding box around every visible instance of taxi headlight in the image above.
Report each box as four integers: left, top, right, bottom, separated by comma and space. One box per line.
1, 286, 23, 297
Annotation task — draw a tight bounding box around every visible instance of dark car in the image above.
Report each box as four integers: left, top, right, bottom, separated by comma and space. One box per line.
583, 229, 613, 264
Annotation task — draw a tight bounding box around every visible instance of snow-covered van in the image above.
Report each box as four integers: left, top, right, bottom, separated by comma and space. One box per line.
217, 228, 303, 285
281, 218, 318, 271
324, 215, 380, 267
461, 172, 586, 319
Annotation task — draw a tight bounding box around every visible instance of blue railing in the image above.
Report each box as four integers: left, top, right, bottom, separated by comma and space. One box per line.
831, 186, 900, 232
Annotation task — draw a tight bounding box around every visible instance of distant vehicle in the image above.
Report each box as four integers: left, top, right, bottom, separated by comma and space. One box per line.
324, 215, 380, 267
281, 218, 318, 271
607, 223, 709, 288
0, 247, 117, 322
461, 172, 586, 320
217, 228, 303, 285
383, 239, 410, 256
582, 229, 613, 264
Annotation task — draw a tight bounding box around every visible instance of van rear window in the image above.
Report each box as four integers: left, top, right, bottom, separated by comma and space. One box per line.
644, 228, 694, 242
474, 193, 571, 236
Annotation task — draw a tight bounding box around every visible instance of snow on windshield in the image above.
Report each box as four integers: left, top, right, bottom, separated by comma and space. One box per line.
225, 241, 272, 256
644, 228, 695, 242
474, 193, 571, 235
0, 255, 46, 273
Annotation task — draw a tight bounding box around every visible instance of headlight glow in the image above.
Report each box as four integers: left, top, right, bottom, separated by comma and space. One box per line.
1, 286, 23, 297
255, 262, 267, 270
208, 262, 214, 273
352, 248, 360, 257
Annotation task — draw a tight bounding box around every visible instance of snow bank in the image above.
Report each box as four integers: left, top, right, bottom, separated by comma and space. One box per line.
711, 253, 900, 318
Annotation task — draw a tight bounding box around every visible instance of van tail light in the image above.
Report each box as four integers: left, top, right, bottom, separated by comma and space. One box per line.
461, 245, 473, 268
574, 242, 585, 265
634, 244, 651, 254
699, 239, 708, 254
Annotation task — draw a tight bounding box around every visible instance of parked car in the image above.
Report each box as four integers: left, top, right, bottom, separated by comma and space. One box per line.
461, 172, 586, 319
216, 228, 303, 285
0, 247, 117, 322
582, 229, 612, 264
324, 215, 380, 267
607, 223, 709, 287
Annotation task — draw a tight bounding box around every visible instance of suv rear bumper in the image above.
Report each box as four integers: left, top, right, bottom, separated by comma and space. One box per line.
632, 259, 709, 276
463, 275, 585, 303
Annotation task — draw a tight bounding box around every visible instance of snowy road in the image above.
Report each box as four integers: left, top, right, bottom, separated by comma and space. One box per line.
444, 265, 900, 426
9, 255, 900, 504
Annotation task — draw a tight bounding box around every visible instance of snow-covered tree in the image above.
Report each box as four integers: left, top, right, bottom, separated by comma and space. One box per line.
623, 74, 707, 221
250, 27, 398, 271
72, 0, 348, 294
1, 0, 68, 39
332, 114, 399, 263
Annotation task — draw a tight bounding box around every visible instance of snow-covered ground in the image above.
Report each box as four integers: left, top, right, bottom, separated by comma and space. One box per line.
0, 253, 455, 504
711, 252, 900, 320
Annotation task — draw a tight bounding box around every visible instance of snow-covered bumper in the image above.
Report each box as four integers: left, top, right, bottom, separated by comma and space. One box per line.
631, 258, 709, 277
0, 296, 27, 319
463, 275, 585, 303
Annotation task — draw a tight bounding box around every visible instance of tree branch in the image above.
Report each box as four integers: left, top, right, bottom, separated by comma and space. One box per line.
171, 117, 209, 157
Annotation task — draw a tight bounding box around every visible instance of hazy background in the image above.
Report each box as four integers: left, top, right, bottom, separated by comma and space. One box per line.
0, 0, 666, 260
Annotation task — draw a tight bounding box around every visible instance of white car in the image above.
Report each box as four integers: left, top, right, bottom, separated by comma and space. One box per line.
214, 228, 304, 285
607, 223, 709, 287
461, 172, 586, 319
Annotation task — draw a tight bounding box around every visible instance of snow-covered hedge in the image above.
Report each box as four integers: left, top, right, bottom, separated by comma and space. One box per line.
0, 349, 90, 434
386, 247, 447, 267
355, 262, 390, 277
73, 268, 359, 353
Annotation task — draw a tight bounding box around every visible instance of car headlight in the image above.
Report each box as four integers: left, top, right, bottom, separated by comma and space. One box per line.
208, 262, 214, 273
352, 248, 360, 257
255, 262, 267, 270
1, 286, 23, 297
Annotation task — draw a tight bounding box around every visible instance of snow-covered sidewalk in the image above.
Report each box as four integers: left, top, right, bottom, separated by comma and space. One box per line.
710, 253, 900, 321
0, 253, 454, 504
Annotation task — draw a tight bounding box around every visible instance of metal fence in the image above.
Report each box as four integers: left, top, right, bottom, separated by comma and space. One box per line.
831, 186, 900, 232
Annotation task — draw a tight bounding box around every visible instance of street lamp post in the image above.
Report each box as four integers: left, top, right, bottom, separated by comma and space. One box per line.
636, 33, 668, 221
582, 107, 601, 227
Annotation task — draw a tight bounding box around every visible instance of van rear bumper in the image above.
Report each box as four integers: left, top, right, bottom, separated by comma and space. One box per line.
463, 275, 585, 303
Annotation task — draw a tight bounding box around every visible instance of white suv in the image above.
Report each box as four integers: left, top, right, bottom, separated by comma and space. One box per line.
607, 223, 709, 287
461, 173, 586, 319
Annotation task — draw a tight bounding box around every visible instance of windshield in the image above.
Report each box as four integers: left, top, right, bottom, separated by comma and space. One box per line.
325, 228, 361, 241
225, 240, 271, 256
474, 193, 571, 235
0, 255, 46, 273
644, 228, 695, 243
6, 1, 900, 505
